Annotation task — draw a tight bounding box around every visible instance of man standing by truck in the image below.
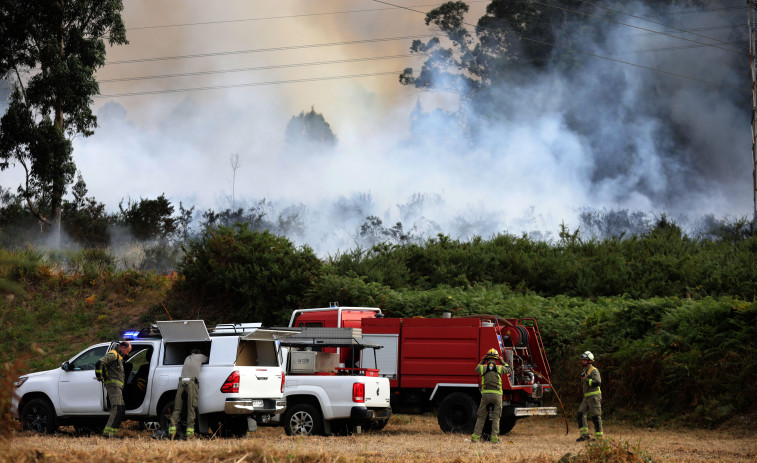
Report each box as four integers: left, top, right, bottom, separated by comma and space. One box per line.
95, 340, 132, 438
471, 348, 512, 444
576, 351, 603, 442
168, 349, 208, 439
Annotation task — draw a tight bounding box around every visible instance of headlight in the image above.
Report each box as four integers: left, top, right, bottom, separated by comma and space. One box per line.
12, 376, 28, 388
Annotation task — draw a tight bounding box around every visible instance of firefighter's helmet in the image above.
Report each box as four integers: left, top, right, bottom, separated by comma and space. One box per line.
580, 351, 594, 362
485, 348, 499, 359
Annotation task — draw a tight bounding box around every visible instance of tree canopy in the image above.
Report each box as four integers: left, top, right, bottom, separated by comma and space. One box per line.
285, 106, 337, 148
0, 0, 128, 245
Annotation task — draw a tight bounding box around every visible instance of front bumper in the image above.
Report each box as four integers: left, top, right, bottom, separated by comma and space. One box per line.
225, 398, 286, 415
350, 406, 392, 422
513, 406, 558, 417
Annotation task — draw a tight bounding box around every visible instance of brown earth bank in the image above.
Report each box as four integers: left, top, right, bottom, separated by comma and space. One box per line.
2, 415, 755, 463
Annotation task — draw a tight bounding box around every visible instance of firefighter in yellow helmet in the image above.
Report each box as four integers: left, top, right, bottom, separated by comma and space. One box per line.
470, 348, 512, 443
576, 351, 603, 441
95, 341, 132, 438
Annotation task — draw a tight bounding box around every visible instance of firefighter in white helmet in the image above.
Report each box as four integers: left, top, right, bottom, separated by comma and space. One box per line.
576, 351, 603, 441
470, 348, 512, 444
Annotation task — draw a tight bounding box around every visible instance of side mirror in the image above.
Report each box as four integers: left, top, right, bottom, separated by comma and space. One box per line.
61, 361, 70, 372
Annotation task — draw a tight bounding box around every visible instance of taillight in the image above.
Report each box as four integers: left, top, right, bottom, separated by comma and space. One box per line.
281, 372, 286, 393
220, 371, 240, 393
352, 382, 365, 403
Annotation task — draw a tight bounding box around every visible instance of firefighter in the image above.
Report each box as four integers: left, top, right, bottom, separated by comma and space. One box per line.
95, 340, 132, 438
470, 348, 512, 444
168, 349, 208, 439
576, 350, 603, 441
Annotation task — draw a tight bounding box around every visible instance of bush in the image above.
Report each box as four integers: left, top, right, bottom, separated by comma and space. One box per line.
175, 224, 321, 325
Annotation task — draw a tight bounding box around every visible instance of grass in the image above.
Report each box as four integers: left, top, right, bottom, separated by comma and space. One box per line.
0, 265, 174, 372
3, 415, 756, 463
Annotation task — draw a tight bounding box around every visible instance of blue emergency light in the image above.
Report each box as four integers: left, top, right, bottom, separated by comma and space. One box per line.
121, 330, 141, 339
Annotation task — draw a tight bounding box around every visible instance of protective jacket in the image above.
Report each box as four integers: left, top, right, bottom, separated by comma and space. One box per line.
475, 362, 512, 395
581, 365, 601, 397
96, 350, 126, 387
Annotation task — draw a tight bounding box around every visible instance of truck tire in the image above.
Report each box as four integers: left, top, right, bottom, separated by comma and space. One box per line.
437, 392, 477, 433
282, 404, 324, 436
21, 398, 57, 434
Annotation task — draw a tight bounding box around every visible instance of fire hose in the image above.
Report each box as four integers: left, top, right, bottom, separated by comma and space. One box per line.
532, 370, 569, 435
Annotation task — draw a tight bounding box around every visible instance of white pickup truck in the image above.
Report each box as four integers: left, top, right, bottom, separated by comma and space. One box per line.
11, 320, 289, 436
271, 327, 392, 436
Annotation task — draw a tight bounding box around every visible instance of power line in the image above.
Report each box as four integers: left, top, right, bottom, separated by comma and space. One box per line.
99, 38, 740, 87
95, 71, 403, 98
98, 54, 421, 84
635, 23, 748, 36
105, 34, 436, 65
534, 1, 744, 55
643, 5, 744, 18
371, 0, 749, 93
95, 2, 749, 98
572, 0, 745, 52
125, 1, 491, 31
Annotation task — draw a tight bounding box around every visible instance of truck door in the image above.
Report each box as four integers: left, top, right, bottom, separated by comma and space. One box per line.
238, 329, 296, 398
155, 320, 212, 412
59, 344, 109, 414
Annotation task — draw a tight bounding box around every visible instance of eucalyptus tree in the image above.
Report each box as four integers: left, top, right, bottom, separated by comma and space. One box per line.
0, 0, 127, 245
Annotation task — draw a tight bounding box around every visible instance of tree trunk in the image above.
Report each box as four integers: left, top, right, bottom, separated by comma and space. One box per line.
51, 3, 65, 248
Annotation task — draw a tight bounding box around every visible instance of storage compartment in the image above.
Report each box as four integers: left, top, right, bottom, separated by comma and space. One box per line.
289, 350, 317, 374
236, 339, 278, 367
288, 350, 339, 374
163, 341, 211, 365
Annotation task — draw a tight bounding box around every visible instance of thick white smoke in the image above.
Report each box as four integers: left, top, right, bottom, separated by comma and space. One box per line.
0, 1, 751, 255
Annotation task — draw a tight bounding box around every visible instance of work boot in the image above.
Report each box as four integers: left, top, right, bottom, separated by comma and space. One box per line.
490, 437, 500, 444
470, 433, 481, 443
576, 435, 592, 442
168, 426, 177, 440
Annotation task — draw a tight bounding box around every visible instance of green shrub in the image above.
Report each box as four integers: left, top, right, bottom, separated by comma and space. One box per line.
176, 224, 322, 325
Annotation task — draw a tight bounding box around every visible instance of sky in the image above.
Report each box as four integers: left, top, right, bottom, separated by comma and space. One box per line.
0, 0, 753, 254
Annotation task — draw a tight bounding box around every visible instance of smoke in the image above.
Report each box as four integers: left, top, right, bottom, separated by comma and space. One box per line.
0, 0, 751, 256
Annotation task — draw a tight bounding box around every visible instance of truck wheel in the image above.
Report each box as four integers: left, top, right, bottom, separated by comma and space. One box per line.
21, 398, 57, 434
282, 404, 323, 436
437, 392, 477, 433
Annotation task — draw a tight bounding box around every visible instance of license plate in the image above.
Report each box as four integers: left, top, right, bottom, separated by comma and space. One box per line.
251, 400, 264, 408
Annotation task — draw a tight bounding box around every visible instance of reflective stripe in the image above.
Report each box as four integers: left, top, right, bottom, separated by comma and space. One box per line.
105, 379, 124, 387
584, 389, 601, 397
481, 389, 503, 395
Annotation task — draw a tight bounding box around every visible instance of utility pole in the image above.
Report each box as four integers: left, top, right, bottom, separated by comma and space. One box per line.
750, 1, 757, 227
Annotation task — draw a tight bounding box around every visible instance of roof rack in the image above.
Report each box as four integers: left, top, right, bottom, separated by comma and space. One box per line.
211, 323, 262, 334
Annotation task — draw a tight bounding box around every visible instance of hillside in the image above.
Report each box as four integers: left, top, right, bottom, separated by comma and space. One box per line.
2, 259, 756, 429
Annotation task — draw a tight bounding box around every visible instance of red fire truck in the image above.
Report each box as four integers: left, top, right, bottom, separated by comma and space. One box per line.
289, 306, 557, 434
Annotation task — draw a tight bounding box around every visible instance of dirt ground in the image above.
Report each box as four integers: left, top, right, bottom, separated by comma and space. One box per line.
3, 414, 756, 463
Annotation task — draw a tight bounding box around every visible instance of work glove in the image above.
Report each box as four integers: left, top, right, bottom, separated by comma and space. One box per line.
580, 371, 586, 378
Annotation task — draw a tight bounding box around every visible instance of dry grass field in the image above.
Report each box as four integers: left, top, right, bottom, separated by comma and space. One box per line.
2, 414, 755, 463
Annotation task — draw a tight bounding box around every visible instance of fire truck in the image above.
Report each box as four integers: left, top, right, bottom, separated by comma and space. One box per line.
289, 306, 557, 435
